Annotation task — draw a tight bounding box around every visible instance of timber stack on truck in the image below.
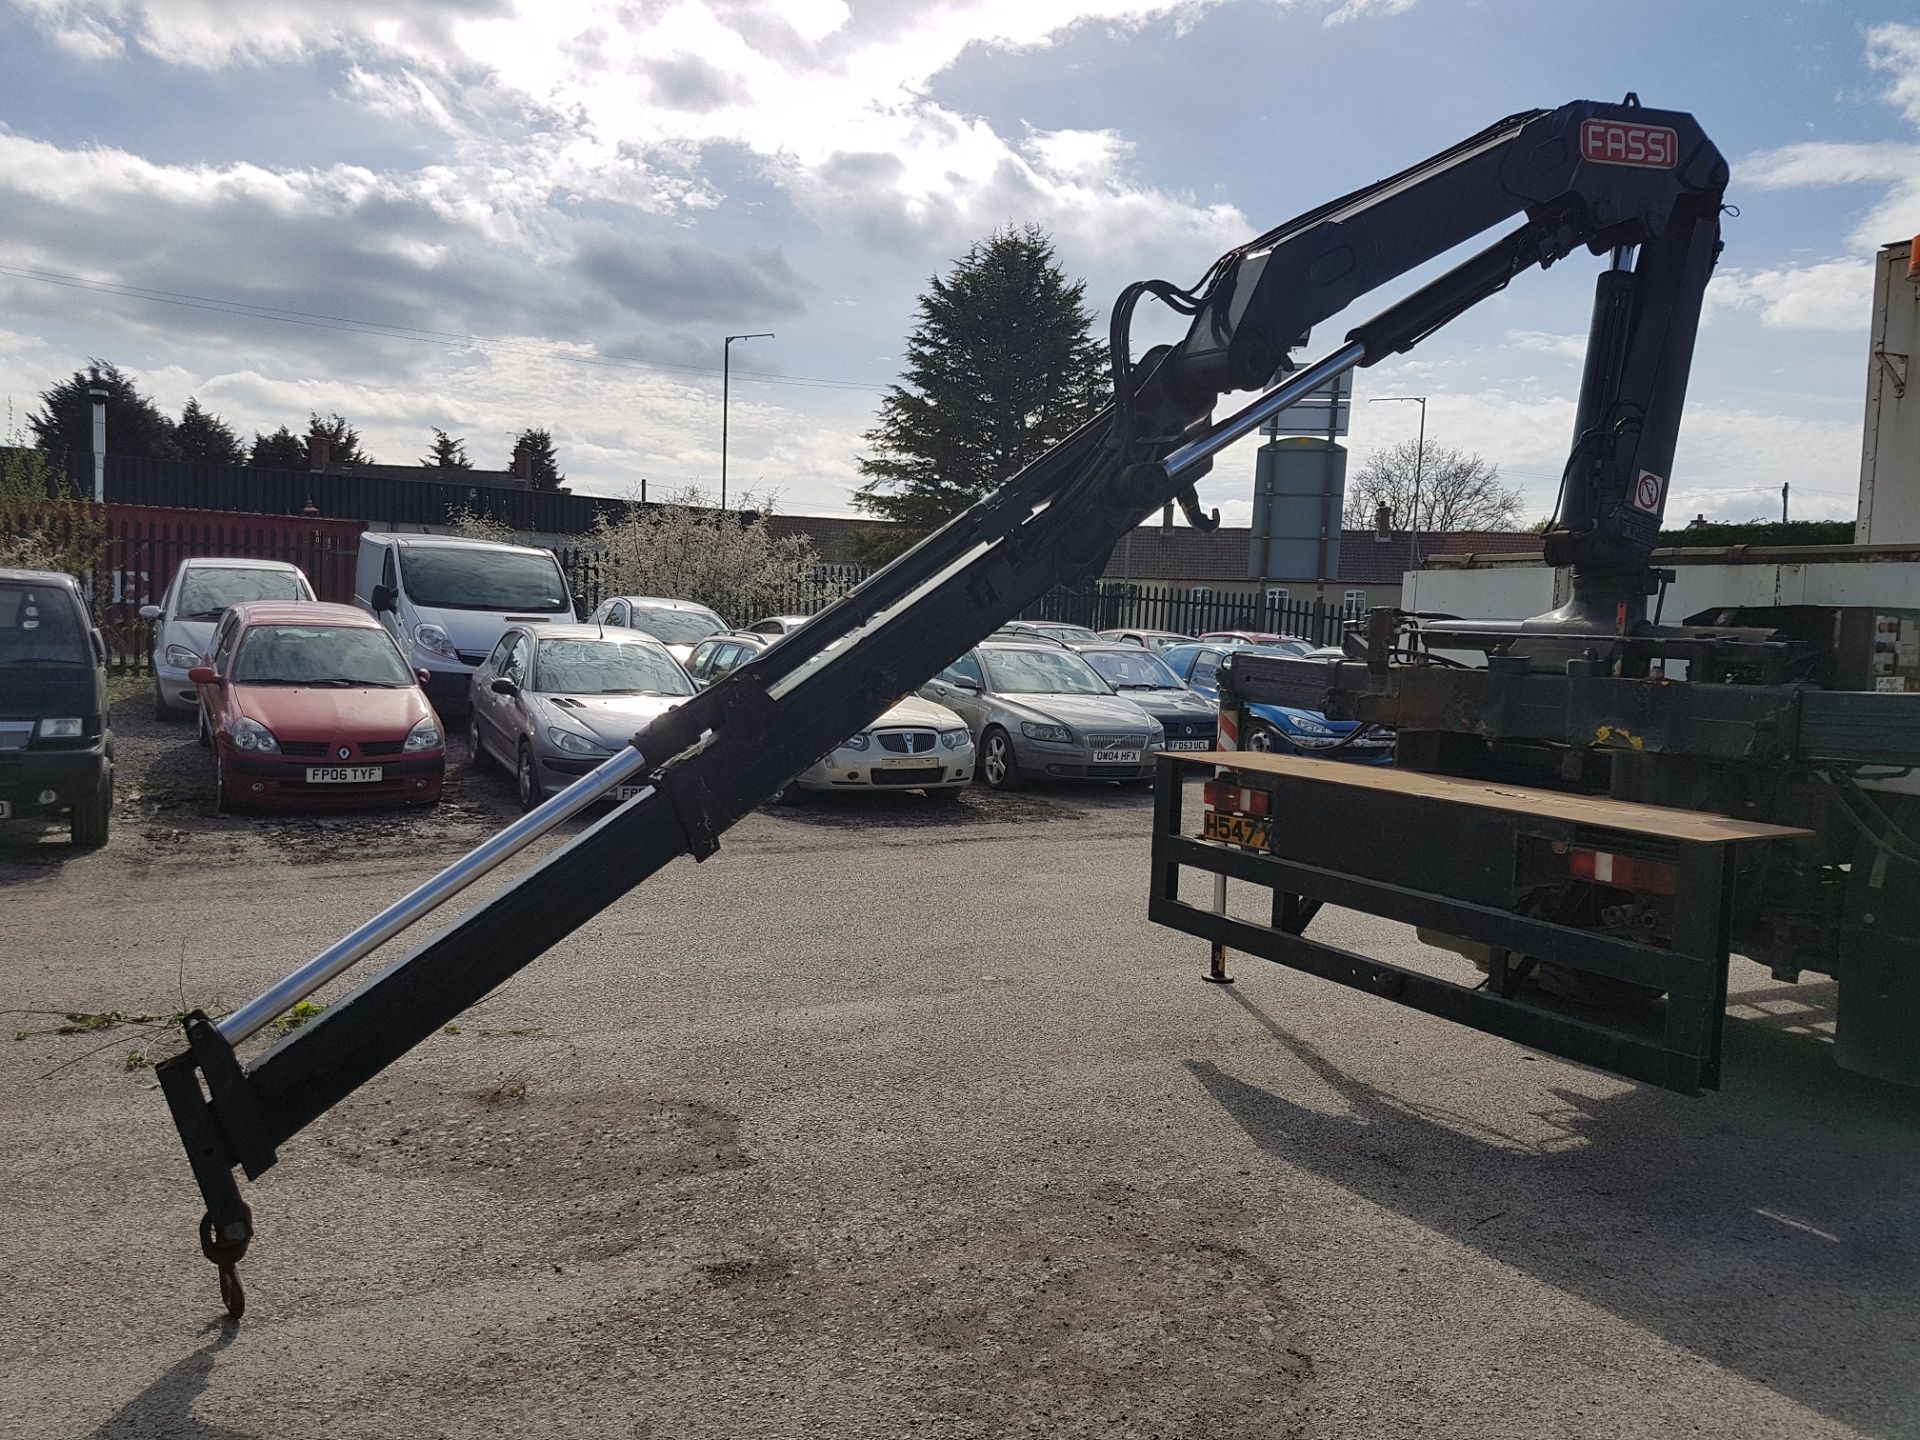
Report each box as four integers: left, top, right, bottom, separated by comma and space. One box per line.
155, 98, 1920, 1320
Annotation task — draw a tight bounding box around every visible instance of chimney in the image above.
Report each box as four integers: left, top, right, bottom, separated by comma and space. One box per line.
1374, 501, 1392, 541
513, 447, 530, 483
309, 432, 331, 472
1908, 232, 1919, 285
86, 366, 109, 504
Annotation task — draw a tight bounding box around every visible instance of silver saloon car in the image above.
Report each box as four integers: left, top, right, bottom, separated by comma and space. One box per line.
140, 558, 315, 718
589, 594, 729, 664
788, 694, 974, 801
468, 624, 694, 811
920, 642, 1163, 790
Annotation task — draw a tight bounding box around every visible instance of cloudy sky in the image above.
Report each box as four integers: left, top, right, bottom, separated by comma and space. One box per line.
1, 0, 1916, 528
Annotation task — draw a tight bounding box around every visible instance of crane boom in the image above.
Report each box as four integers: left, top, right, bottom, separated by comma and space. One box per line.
158, 97, 1730, 1316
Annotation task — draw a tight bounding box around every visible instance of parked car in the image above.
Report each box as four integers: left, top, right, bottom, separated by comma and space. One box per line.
1196, 631, 1314, 653
469, 624, 695, 812
0, 568, 112, 846
992, 620, 1106, 646
920, 642, 1163, 790
1071, 646, 1218, 752
355, 533, 577, 714
1159, 642, 1394, 764
140, 558, 315, 719
683, 630, 769, 688
589, 595, 729, 662
190, 602, 445, 811
786, 695, 974, 802
1098, 628, 1197, 653
746, 614, 813, 637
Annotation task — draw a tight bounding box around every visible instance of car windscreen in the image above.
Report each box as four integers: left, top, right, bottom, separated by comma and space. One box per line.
0, 581, 88, 665
534, 639, 693, 696
1188, 650, 1223, 687
177, 567, 309, 618
231, 625, 414, 686
981, 648, 1111, 696
1082, 649, 1184, 690
626, 605, 726, 644
399, 548, 569, 612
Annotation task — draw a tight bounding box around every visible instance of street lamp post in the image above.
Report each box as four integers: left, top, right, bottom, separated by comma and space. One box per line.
721, 332, 774, 511
1368, 394, 1427, 611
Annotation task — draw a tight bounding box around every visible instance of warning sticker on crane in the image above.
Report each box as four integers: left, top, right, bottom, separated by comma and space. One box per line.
1631, 469, 1665, 514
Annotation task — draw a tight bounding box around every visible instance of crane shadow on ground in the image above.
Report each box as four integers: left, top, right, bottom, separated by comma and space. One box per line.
85, 1320, 257, 1440
1187, 980, 1920, 1437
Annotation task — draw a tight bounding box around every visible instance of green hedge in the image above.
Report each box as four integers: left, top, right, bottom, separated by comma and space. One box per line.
1658, 519, 1854, 549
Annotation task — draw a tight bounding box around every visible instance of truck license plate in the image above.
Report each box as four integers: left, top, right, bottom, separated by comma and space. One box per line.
1202, 811, 1270, 849
307, 766, 383, 783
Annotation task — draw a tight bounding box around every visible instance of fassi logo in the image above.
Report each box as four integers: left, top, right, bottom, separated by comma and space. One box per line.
1580, 120, 1678, 169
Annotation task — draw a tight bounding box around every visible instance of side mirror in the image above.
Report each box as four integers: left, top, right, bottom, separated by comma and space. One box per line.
187, 665, 217, 685
490, 676, 519, 696
371, 584, 397, 613
416, 669, 432, 688
951, 675, 980, 691
573, 592, 590, 618
90, 629, 106, 665
138, 604, 162, 621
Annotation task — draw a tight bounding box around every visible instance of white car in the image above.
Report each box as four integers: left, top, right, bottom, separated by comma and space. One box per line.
140, 558, 315, 718
786, 695, 974, 802
590, 594, 728, 663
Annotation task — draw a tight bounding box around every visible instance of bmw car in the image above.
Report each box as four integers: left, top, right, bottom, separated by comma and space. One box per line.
1159, 642, 1393, 764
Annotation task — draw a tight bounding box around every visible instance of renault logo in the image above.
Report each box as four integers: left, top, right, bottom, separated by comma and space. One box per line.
337, 746, 351, 760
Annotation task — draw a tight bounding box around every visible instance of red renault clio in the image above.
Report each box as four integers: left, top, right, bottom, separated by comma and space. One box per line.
190, 602, 445, 811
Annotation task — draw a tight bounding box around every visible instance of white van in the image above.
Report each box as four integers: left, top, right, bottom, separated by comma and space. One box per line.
354, 533, 577, 712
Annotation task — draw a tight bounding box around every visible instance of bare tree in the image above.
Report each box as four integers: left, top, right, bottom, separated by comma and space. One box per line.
1343, 439, 1524, 532
590, 486, 820, 622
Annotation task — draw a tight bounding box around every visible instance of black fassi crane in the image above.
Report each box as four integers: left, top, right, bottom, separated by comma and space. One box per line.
161, 98, 1743, 1316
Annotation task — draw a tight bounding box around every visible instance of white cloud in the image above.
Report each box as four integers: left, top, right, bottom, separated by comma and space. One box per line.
1505, 330, 1586, 360
1323, 0, 1422, 24
1705, 259, 1875, 331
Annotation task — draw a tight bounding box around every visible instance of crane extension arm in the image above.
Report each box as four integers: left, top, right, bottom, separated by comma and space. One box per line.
158, 97, 1728, 1316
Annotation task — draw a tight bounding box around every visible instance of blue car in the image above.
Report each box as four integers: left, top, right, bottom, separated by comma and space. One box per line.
1159, 643, 1395, 765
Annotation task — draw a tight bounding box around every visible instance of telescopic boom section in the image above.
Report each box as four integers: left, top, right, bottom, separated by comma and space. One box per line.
157, 97, 1727, 1317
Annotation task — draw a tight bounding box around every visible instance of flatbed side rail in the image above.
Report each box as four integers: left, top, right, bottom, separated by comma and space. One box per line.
1149, 751, 1811, 1094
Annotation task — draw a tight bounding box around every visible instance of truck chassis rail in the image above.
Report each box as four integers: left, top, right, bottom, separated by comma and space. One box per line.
1149, 752, 1810, 1095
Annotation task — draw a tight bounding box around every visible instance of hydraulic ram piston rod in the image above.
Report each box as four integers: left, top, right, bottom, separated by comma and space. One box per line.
1160, 341, 1367, 482
215, 744, 653, 1045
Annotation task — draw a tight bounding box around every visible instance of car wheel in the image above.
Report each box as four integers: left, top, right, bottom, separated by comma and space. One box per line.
1243, 721, 1283, 753
980, 727, 1022, 791
515, 744, 541, 813
467, 712, 493, 772
153, 683, 173, 722
70, 771, 111, 848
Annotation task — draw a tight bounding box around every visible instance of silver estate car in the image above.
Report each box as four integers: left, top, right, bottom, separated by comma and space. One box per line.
140, 558, 314, 719
468, 623, 694, 811
921, 642, 1163, 790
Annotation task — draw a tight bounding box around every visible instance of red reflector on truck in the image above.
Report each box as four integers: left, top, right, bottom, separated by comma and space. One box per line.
1203, 780, 1271, 816
1568, 847, 1677, 895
